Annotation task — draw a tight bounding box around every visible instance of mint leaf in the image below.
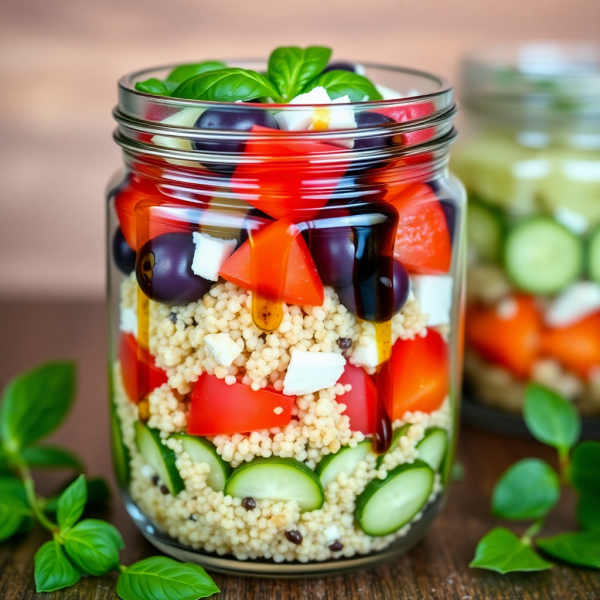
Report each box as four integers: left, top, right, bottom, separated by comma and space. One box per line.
57, 474, 87, 532
135, 78, 173, 96
523, 383, 580, 452
537, 531, 600, 569
492, 458, 560, 520
63, 519, 121, 575
268, 46, 331, 101
0, 492, 30, 541
302, 70, 382, 102
117, 556, 219, 600
571, 441, 600, 496
578, 493, 600, 532
166, 61, 227, 84
0, 362, 75, 452
34, 540, 81, 593
172, 68, 281, 103
22, 444, 84, 471
470, 527, 553, 574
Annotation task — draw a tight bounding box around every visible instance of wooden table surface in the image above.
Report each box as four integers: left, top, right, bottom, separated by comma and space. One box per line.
0, 301, 598, 600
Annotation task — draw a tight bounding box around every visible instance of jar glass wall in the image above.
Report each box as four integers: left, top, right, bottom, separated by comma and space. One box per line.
107, 61, 465, 576
453, 43, 600, 425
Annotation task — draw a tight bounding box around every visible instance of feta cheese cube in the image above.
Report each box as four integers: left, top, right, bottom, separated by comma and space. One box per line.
324, 525, 340, 544
192, 232, 237, 282
283, 351, 346, 396
545, 282, 600, 327
203, 333, 242, 368
119, 307, 137, 338
349, 337, 380, 368
411, 275, 453, 327
151, 107, 205, 152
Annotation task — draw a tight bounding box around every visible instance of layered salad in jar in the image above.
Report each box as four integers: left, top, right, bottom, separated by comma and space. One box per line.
109, 46, 461, 565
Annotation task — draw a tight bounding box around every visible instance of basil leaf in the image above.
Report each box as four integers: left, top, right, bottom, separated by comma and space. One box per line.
117, 556, 219, 600
268, 46, 331, 101
166, 61, 227, 84
570, 441, 600, 496
578, 493, 600, 532
470, 527, 553, 574
45, 476, 111, 514
492, 458, 560, 520
537, 531, 600, 569
0, 492, 30, 541
63, 519, 121, 575
523, 383, 581, 452
0, 361, 76, 452
80, 517, 124, 550
22, 444, 84, 471
0, 476, 27, 503
172, 68, 281, 103
34, 540, 81, 593
135, 78, 171, 96
57, 474, 87, 532
303, 70, 383, 102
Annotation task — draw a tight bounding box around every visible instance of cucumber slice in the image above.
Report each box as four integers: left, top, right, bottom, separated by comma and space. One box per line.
355, 460, 434, 536
110, 398, 131, 488
175, 434, 232, 492
376, 424, 411, 468
316, 440, 372, 488
135, 423, 184, 496
224, 457, 324, 512
504, 217, 583, 294
588, 226, 600, 284
467, 198, 505, 262
416, 428, 448, 472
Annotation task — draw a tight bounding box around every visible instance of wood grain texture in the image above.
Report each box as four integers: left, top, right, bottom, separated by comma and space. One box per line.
0, 301, 599, 599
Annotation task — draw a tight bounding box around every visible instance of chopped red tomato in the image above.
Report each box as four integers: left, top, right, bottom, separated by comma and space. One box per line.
540, 312, 600, 380
188, 374, 294, 435
337, 364, 377, 435
391, 329, 449, 419
119, 333, 168, 403
465, 296, 542, 379
231, 125, 349, 221
385, 182, 452, 275
220, 219, 324, 306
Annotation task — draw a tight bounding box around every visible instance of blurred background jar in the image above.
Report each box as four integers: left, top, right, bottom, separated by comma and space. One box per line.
452, 42, 600, 429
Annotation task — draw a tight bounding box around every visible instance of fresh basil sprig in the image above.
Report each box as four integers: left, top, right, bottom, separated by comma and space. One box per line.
471, 382, 600, 574
0, 362, 219, 599
268, 45, 331, 101
301, 70, 383, 102
166, 61, 227, 84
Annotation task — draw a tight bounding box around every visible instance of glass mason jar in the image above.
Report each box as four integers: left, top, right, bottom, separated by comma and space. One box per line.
453, 42, 600, 423
107, 60, 465, 576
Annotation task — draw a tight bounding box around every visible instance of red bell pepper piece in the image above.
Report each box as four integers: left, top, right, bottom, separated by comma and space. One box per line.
391, 329, 449, 419
373, 100, 437, 149
188, 374, 294, 435
119, 333, 168, 403
337, 364, 378, 435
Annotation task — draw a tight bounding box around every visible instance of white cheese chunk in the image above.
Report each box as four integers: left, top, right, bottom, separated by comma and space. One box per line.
119, 307, 137, 338
410, 275, 453, 327
324, 525, 340, 544
375, 84, 403, 100
349, 337, 380, 368
203, 333, 242, 367
283, 351, 346, 396
545, 282, 600, 327
192, 232, 237, 282
151, 107, 205, 152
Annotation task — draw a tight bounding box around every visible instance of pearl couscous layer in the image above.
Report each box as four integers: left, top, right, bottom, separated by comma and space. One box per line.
114, 275, 452, 561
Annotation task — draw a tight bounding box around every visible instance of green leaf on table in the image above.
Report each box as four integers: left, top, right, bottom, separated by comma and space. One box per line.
0, 361, 76, 452
34, 540, 81, 592
492, 458, 560, 520
578, 493, 600, 532
22, 444, 84, 471
571, 441, 600, 496
302, 70, 383, 102
172, 68, 281, 103
268, 45, 331, 101
470, 527, 553, 574
166, 61, 227, 85
117, 556, 219, 600
57, 474, 87, 532
63, 518, 121, 575
523, 383, 580, 452
45, 476, 111, 514
537, 531, 600, 569
0, 492, 31, 541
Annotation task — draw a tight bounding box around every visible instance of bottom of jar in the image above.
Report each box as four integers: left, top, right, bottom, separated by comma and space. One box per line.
124, 493, 444, 578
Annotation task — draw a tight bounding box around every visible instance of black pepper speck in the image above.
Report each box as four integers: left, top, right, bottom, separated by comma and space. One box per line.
241, 497, 256, 511
169, 312, 178, 324
337, 338, 352, 350
151, 475, 160, 486
159, 484, 170, 495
